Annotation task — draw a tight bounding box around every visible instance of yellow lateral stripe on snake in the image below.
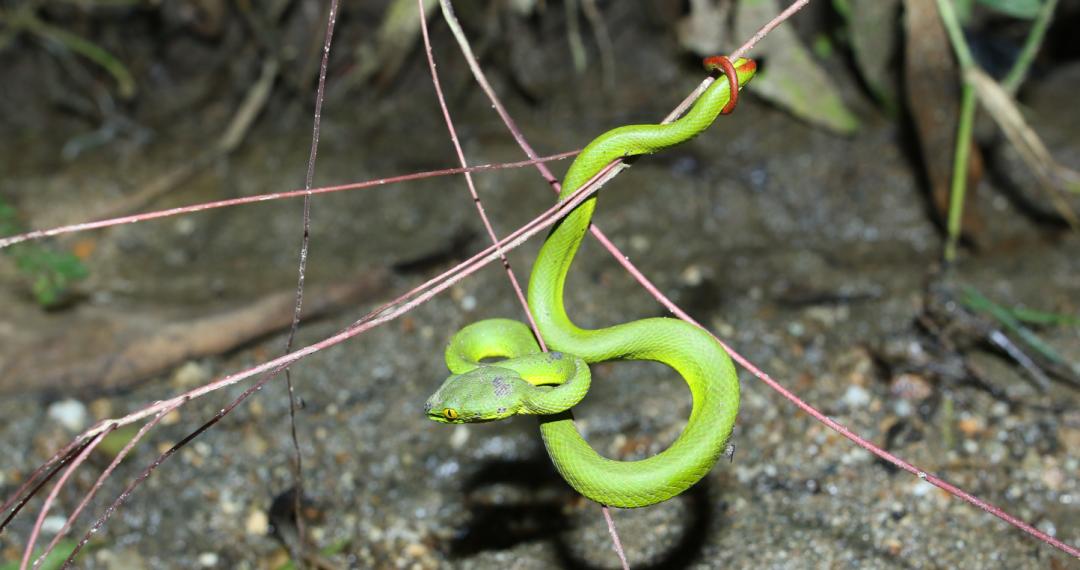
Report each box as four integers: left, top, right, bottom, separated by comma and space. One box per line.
426, 58, 756, 508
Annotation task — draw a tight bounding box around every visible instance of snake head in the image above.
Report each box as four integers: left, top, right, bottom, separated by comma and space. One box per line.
425, 366, 529, 424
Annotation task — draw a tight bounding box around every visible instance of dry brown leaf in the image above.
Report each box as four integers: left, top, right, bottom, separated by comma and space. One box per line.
967, 67, 1080, 227
0, 271, 388, 394
903, 0, 985, 242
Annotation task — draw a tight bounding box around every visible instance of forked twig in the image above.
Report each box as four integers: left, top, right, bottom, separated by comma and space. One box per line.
0, 438, 89, 531
19, 427, 113, 570
36, 406, 176, 567
415, 0, 547, 350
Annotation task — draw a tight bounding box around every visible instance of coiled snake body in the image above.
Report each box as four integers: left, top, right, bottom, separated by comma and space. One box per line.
426, 58, 756, 508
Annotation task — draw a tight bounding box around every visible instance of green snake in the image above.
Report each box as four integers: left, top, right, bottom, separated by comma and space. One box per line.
426, 57, 756, 508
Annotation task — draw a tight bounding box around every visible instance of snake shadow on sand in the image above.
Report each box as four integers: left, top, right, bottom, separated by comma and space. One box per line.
446, 455, 722, 569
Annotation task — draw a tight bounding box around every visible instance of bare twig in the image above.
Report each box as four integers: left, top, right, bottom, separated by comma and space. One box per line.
416, 0, 546, 349
280, 1, 341, 563
19, 427, 112, 570
601, 505, 630, 569
0, 152, 578, 250
436, 0, 563, 191
421, 1, 627, 563
36, 407, 176, 567
0, 437, 93, 534
730, 0, 810, 61
91, 56, 279, 224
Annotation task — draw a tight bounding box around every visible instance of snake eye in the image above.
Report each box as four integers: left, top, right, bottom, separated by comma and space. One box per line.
443, 408, 459, 420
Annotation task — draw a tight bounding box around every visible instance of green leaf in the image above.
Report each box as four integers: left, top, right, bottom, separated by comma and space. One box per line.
960, 287, 1075, 368
0, 539, 80, 570
953, 0, 975, 22
734, 0, 860, 134
832, 0, 853, 20
97, 424, 143, 458
1007, 307, 1080, 327
0, 201, 19, 237
812, 34, 835, 59
977, 0, 1043, 19
848, 0, 902, 112
273, 538, 351, 570
1, 196, 89, 307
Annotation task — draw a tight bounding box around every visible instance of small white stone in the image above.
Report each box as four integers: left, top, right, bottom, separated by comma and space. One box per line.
1037, 520, 1057, 537
220, 496, 240, 515
41, 515, 67, 534
910, 480, 935, 496
508, 0, 537, 16
193, 441, 211, 457
245, 509, 269, 535
47, 399, 88, 432
197, 552, 219, 567
175, 217, 197, 235
171, 361, 210, 389
450, 425, 469, 450
610, 434, 627, 455
435, 459, 459, 478
680, 265, 704, 286
841, 385, 871, 409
